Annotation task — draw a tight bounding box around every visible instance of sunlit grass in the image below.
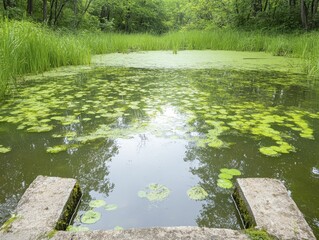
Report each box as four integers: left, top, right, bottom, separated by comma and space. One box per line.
1, 20, 319, 98
0, 20, 91, 97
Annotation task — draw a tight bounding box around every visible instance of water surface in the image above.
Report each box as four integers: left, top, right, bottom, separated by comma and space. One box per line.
0, 51, 318, 236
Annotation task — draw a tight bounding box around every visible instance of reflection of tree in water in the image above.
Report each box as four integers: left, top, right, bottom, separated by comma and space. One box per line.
0, 131, 119, 225
184, 143, 242, 229
70, 139, 118, 204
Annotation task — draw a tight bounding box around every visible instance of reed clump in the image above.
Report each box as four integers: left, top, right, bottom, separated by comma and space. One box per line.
0, 20, 91, 97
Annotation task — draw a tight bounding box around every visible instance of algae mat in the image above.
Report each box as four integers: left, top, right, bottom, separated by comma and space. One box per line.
92, 50, 302, 72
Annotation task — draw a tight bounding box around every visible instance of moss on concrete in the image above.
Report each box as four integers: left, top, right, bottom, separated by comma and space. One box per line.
0, 214, 19, 233
55, 182, 82, 230
233, 187, 256, 228
47, 229, 58, 239
245, 228, 276, 240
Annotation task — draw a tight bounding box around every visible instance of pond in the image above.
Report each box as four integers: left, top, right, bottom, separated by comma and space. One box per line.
0, 51, 318, 236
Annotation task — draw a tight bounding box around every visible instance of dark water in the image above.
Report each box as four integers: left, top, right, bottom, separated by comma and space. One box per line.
0, 67, 318, 236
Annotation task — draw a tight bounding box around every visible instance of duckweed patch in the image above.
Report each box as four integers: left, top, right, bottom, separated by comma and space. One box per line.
187, 186, 208, 201
104, 204, 118, 211
217, 168, 242, 189
89, 200, 106, 208
0, 145, 11, 154
138, 183, 170, 202
81, 210, 101, 224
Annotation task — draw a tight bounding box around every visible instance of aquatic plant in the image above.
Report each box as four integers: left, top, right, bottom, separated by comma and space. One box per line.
187, 186, 208, 201
0, 145, 11, 154
89, 200, 106, 208
138, 183, 170, 202
217, 168, 242, 189
104, 204, 118, 211
217, 179, 233, 189
81, 210, 101, 224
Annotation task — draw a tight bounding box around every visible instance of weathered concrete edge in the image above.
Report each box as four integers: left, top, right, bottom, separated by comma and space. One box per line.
51, 227, 250, 240
233, 182, 257, 229
0, 176, 82, 240
234, 178, 316, 240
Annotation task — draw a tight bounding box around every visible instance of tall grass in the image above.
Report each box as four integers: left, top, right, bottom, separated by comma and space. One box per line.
0, 20, 91, 97
1, 21, 319, 98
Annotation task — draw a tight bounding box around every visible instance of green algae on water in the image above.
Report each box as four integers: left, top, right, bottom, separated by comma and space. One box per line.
217, 179, 233, 189
0, 145, 11, 154
138, 183, 170, 202
187, 186, 208, 201
81, 210, 101, 224
104, 204, 118, 211
217, 168, 241, 189
89, 199, 106, 208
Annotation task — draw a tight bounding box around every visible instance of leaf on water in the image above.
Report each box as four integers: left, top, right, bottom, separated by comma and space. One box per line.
218, 173, 233, 180
207, 139, 224, 148
217, 179, 233, 189
0, 145, 11, 154
259, 146, 280, 157
81, 210, 101, 224
138, 183, 170, 202
89, 199, 106, 208
27, 125, 53, 133
46, 145, 68, 154
187, 186, 208, 201
66, 226, 90, 232
104, 204, 118, 211
220, 168, 241, 176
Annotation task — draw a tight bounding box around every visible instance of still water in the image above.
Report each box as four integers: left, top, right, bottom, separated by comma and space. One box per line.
0, 51, 318, 236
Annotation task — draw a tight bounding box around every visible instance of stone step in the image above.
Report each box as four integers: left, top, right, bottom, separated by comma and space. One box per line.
0, 175, 81, 240
52, 227, 249, 240
234, 178, 316, 240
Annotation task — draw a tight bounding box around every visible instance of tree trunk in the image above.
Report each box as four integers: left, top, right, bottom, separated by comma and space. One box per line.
3, 0, 7, 10
48, 0, 55, 25
43, 0, 47, 22
300, 0, 308, 29
27, 0, 33, 16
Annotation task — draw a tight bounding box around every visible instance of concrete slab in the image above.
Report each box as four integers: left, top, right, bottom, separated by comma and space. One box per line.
234, 178, 316, 240
52, 227, 249, 240
0, 175, 81, 240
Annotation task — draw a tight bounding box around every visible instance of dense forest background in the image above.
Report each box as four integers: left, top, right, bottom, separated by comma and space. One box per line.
1, 0, 319, 32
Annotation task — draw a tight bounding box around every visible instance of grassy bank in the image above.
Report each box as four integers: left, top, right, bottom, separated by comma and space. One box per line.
1, 20, 319, 97
0, 20, 91, 98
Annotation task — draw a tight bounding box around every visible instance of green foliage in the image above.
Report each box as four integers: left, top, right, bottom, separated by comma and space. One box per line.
89, 200, 106, 208
104, 204, 118, 211
245, 228, 274, 240
187, 186, 208, 200
0, 145, 11, 154
0, 214, 19, 233
81, 210, 101, 224
138, 183, 170, 202
0, 20, 90, 97
217, 168, 242, 189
